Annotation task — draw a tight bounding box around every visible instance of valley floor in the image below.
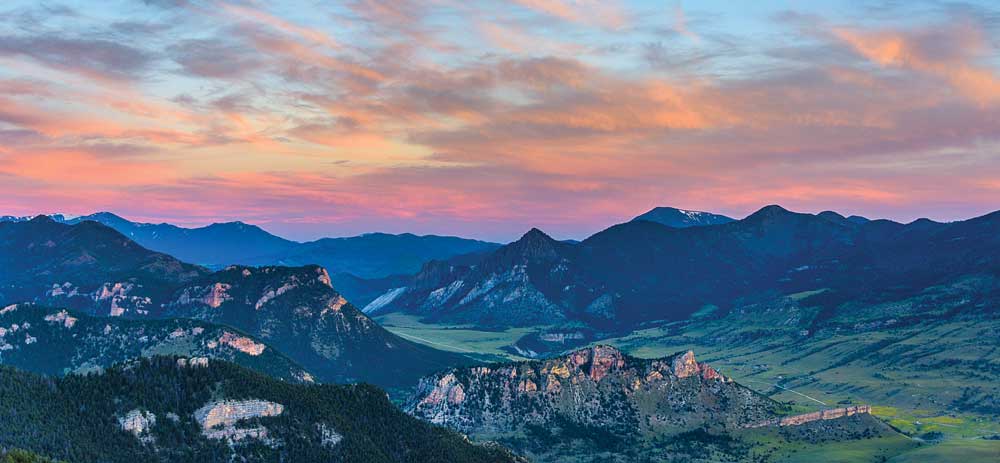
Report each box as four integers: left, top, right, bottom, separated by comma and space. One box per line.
377, 312, 1000, 462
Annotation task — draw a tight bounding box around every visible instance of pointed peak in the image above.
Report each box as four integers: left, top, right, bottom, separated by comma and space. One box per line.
744, 205, 796, 222
522, 227, 551, 239
489, 227, 564, 263
513, 228, 558, 247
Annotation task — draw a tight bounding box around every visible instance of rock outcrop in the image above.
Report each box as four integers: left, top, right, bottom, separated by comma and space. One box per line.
119, 409, 156, 443
43, 310, 77, 329
745, 405, 872, 428
194, 399, 284, 444
672, 350, 725, 381
407, 346, 773, 437
215, 331, 266, 356
0, 303, 310, 382
316, 423, 343, 448
174, 283, 232, 309
161, 265, 473, 389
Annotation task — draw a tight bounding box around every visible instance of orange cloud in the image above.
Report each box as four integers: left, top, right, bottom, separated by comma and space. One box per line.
833, 25, 1000, 104
511, 0, 626, 29
0, 150, 175, 186
2, 3, 999, 239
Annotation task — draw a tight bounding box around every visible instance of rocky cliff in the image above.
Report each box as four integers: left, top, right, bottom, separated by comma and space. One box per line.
745, 405, 872, 428
194, 399, 285, 445
0, 303, 309, 381
160, 265, 476, 390
408, 346, 778, 452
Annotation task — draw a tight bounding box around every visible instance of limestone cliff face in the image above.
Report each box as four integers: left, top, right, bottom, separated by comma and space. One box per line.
407, 346, 776, 437
118, 409, 156, 443
745, 405, 872, 428
194, 399, 284, 444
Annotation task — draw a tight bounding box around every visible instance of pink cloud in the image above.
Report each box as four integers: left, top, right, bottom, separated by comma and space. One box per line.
1, 3, 999, 240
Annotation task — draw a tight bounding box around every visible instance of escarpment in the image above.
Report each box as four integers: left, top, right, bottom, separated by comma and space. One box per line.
745, 405, 873, 428
407, 346, 776, 435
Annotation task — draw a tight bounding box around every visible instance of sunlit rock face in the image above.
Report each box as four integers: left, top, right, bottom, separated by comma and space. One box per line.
745, 405, 873, 428
216, 331, 266, 356
175, 283, 232, 308
44, 309, 77, 329
671, 350, 725, 381
194, 399, 284, 444
43, 281, 154, 317
407, 346, 768, 437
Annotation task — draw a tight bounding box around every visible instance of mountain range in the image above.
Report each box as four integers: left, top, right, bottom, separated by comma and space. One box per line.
0, 217, 475, 391
0, 212, 499, 278
367, 205, 999, 333
2, 205, 998, 462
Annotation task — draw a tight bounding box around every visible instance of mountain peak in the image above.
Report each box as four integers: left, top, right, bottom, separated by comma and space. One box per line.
28, 214, 55, 223
76, 212, 133, 227
510, 227, 562, 252
744, 204, 796, 222
521, 227, 552, 241
479, 227, 567, 271
632, 207, 734, 228
757, 204, 790, 214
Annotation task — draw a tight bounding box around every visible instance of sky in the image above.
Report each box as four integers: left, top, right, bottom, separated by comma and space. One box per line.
1, 0, 999, 241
